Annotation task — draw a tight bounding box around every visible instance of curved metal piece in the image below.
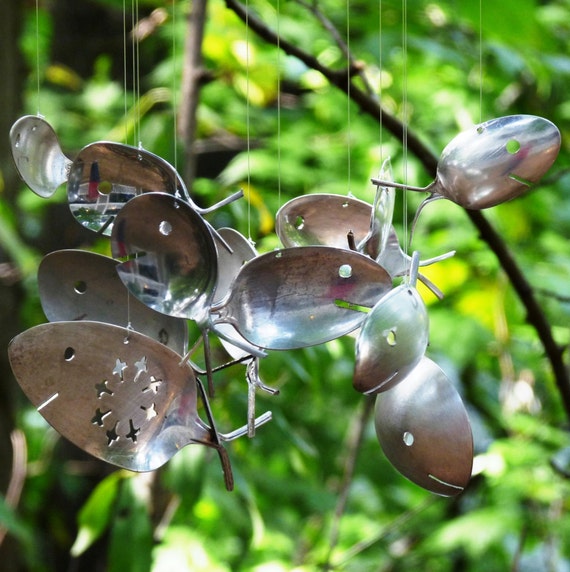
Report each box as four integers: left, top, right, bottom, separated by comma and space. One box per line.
371, 114, 561, 210
211, 245, 392, 350
354, 253, 428, 394
38, 249, 188, 355
110, 192, 218, 324
374, 356, 473, 496
10, 115, 72, 198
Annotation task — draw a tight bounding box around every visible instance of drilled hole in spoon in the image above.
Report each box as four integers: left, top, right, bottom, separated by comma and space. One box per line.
385, 329, 397, 346
74, 280, 87, 294
159, 220, 173, 236
98, 181, 113, 195
64, 347, 75, 361
294, 215, 305, 230
339, 264, 353, 278
506, 139, 521, 154
403, 431, 414, 446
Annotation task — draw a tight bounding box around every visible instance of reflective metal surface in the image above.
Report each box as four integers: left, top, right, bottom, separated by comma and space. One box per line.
7, 321, 272, 489
374, 357, 473, 496
357, 158, 395, 259
68, 141, 186, 234
110, 192, 218, 323
211, 246, 392, 350
276, 193, 372, 249
372, 114, 562, 210
10, 115, 72, 198
38, 249, 188, 355
354, 267, 428, 393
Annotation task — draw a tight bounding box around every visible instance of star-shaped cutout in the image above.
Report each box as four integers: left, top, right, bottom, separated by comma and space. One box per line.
91, 408, 111, 426
125, 419, 140, 443
140, 402, 157, 421
95, 380, 113, 398
106, 422, 120, 445
112, 358, 127, 380
133, 356, 148, 382
142, 376, 162, 394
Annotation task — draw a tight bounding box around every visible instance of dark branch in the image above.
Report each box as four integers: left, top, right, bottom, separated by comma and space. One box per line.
224, 0, 570, 421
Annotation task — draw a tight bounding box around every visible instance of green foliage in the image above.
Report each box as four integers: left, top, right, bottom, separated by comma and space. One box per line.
4, 0, 570, 570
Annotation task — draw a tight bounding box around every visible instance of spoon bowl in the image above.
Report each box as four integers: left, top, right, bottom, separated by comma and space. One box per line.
211, 245, 393, 350
10, 115, 72, 198
374, 356, 473, 496
38, 249, 188, 355
8, 321, 272, 490
372, 115, 561, 210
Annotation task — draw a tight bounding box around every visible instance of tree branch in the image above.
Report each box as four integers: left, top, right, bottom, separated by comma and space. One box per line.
224, 0, 570, 421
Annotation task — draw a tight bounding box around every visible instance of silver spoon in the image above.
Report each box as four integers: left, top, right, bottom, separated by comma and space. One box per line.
374, 356, 473, 496
371, 115, 561, 211
68, 141, 242, 236
353, 252, 428, 394
8, 320, 272, 490
210, 245, 393, 350
10, 115, 72, 198
276, 193, 372, 250
357, 158, 395, 259
275, 192, 452, 299
37, 249, 188, 355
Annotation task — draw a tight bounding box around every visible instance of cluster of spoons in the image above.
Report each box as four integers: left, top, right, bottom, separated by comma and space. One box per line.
7, 112, 561, 495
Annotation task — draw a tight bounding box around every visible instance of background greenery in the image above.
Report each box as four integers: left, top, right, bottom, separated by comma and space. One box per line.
1, 0, 570, 570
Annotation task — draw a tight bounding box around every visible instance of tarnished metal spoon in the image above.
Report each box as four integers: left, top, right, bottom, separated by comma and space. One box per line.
67, 141, 242, 235
210, 245, 393, 350
371, 115, 561, 210
10, 115, 72, 198
8, 321, 272, 490
37, 249, 188, 355
353, 252, 428, 394
374, 356, 473, 496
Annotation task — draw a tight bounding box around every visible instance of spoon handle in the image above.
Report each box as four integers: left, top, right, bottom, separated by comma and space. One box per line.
370, 178, 427, 192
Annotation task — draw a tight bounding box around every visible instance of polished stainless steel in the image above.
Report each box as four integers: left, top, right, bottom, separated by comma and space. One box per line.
371, 115, 561, 210
357, 158, 395, 259
67, 141, 243, 235
353, 252, 429, 394
38, 249, 188, 355
10, 115, 72, 198
210, 245, 392, 350
8, 321, 272, 490
213, 227, 257, 305
276, 193, 372, 250
374, 356, 473, 496
111, 192, 218, 324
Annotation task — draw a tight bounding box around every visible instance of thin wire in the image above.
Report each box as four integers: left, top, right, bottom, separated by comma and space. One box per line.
479, 0, 483, 123
378, 0, 383, 163
35, 0, 41, 115
276, 0, 282, 209
123, 0, 129, 143
401, 0, 409, 256
172, 0, 179, 174
346, 0, 351, 195
245, 0, 252, 240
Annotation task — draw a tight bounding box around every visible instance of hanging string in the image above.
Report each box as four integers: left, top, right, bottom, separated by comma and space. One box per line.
132, 0, 142, 148
245, 0, 252, 240
123, 0, 129, 143
276, 0, 282, 209
479, 0, 483, 123
172, 0, 179, 175
346, 0, 351, 195
35, 0, 41, 115
401, 0, 409, 257
378, 0, 383, 163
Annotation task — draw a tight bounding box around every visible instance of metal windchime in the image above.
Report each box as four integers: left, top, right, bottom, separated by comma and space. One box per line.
7, 111, 561, 495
